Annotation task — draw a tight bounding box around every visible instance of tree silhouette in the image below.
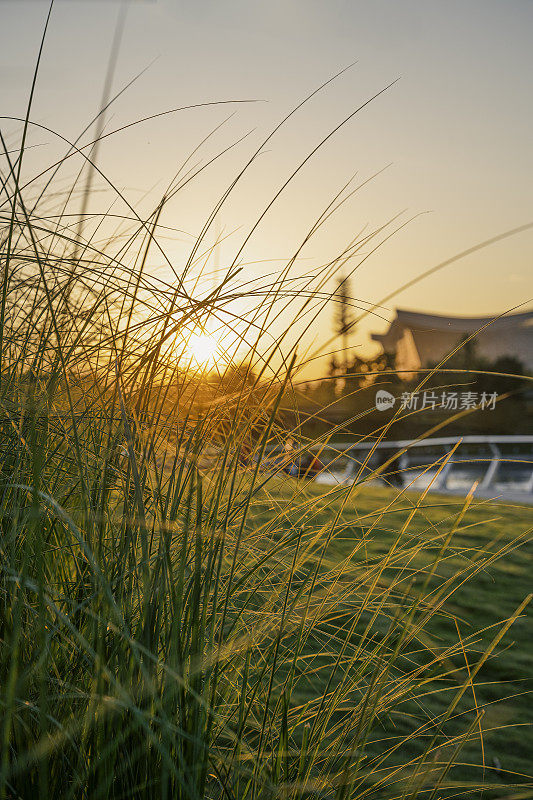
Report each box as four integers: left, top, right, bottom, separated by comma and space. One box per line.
333, 275, 355, 373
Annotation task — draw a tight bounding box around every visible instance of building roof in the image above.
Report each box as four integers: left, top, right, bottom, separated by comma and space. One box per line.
371, 307, 533, 375
372, 308, 533, 349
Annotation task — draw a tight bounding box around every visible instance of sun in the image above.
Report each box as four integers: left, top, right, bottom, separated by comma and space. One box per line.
184, 332, 220, 368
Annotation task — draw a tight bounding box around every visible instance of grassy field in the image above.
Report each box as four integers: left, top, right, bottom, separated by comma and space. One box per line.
248, 478, 533, 793
1, 371, 532, 800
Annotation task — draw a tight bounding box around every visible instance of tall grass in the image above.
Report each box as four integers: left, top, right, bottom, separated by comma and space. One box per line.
1, 29, 532, 799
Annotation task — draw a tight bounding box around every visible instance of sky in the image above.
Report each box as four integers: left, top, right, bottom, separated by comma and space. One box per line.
1, 0, 532, 376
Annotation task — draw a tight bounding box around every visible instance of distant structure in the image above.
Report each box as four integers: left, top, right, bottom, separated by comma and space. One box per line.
333, 275, 355, 373
371, 308, 533, 380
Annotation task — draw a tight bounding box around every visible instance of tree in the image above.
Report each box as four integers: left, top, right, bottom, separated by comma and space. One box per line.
480, 354, 526, 396
333, 275, 355, 373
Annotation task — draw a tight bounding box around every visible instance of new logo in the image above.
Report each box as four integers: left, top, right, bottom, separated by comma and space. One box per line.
375, 390, 395, 411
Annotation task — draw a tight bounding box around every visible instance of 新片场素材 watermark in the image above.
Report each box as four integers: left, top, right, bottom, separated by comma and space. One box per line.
375, 389, 498, 412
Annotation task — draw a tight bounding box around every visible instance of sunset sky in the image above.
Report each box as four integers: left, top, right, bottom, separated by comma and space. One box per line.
1, 0, 532, 376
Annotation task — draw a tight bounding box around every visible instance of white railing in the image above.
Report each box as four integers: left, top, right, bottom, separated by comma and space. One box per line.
311, 435, 533, 496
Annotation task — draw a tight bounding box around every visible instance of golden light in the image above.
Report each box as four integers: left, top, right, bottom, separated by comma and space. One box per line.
184, 332, 220, 369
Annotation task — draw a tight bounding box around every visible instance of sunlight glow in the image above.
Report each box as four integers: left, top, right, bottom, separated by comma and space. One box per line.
185, 332, 220, 369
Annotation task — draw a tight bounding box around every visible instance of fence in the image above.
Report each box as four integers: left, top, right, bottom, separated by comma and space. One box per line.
308, 435, 533, 498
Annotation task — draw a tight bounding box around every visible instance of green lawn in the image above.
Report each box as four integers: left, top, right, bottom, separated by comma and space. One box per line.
250, 479, 533, 793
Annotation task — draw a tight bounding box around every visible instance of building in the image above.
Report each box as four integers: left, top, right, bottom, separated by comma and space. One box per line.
371, 308, 533, 380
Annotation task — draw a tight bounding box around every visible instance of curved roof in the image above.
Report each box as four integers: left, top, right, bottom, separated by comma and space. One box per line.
372, 308, 533, 347
395, 308, 533, 332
